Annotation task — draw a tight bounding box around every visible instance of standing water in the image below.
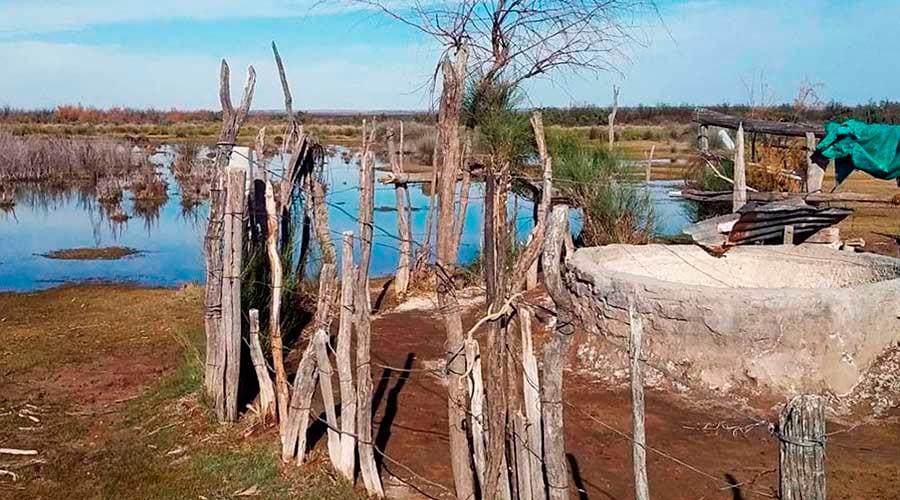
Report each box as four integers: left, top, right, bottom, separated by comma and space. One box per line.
0, 146, 693, 292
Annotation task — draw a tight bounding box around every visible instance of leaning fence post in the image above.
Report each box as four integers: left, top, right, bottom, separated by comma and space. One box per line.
313, 329, 341, 466
733, 123, 747, 212
779, 395, 827, 500
629, 299, 650, 500
248, 309, 276, 423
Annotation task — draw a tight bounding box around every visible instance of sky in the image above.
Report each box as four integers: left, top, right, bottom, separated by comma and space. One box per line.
0, 0, 898, 111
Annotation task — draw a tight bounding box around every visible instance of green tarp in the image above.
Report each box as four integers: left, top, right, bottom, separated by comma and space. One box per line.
816, 119, 900, 183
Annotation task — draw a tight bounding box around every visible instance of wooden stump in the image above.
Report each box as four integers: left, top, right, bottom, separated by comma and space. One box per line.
779, 395, 826, 500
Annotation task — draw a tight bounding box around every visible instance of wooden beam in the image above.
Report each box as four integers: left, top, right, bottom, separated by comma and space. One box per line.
693, 108, 824, 137
680, 189, 900, 206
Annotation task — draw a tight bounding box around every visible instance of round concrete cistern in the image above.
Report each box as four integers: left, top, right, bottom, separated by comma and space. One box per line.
565, 244, 900, 398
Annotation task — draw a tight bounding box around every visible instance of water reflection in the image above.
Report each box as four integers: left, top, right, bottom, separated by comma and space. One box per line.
0, 145, 694, 292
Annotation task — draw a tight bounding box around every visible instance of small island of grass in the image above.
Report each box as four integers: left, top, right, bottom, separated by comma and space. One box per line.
41, 246, 140, 260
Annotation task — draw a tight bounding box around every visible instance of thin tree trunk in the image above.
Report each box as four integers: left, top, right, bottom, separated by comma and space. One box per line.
356, 142, 384, 497
336, 231, 357, 480
436, 45, 476, 500
264, 180, 290, 432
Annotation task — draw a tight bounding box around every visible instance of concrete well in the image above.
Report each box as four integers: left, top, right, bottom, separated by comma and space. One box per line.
566, 244, 900, 398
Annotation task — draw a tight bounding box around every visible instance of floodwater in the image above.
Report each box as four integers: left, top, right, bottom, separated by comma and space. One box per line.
0, 146, 693, 292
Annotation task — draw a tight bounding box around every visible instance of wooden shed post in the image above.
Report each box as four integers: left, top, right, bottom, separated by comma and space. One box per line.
779, 395, 826, 500
806, 132, 824, 193
698, 124, 709, 152
733, 123, 747, 212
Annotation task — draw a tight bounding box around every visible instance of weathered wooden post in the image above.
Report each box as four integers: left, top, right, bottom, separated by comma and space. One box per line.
281, 341, 319, 463
356, 132, 385, 497
388, 127, 412, 298
465, 338, 487, 488
264, 180, 290, 430
733, 123, 747, 212
204, 61, 255, 422
608, 84, 620, 149
779, 395, 826, 500
313, 329, 341, 464
629, 299, 650, 500
698, 124, 709, 152
248, 309, 276, 423
542, 204, 573, 500
645, 145, 655, 183
220, 165, 247, 422
336, 231, 357, 480
784, 224, 795, 245
806, 132, 824, 193
520, 306, 546, 499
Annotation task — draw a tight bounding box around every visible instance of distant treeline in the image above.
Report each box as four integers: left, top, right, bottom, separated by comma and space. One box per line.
3, 100, 900, 127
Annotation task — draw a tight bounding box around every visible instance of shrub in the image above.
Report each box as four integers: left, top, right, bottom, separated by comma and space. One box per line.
548, 129, 653, 245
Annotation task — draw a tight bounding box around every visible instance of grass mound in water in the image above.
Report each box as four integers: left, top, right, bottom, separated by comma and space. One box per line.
42, 246, 139, 260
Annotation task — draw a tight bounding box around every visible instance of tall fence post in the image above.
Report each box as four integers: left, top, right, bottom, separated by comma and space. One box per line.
220, 165, 246, 422
542, 204, 574, 500
779, 395, 827, 500
519, 307, 546, 498
336, 231, 357, 480
629, 299, 650, 500
733, 123, 747, 212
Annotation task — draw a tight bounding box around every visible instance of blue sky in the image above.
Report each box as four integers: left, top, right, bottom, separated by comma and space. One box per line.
1, 0, 898, 110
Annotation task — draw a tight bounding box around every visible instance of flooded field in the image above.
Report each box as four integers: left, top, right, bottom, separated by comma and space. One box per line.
0, 145, 693, 292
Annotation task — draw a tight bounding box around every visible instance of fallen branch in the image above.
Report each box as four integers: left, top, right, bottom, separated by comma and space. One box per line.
0, 449, 37, 456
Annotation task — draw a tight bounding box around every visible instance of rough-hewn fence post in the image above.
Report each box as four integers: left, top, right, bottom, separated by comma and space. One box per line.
733, 123, 747, 212
779, 395, 827, 500
805, 132, 824, 193
204, 61, 256, 423
629, 299, 650, 500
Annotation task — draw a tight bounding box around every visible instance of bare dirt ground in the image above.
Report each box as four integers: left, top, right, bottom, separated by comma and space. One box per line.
2, 284, 899, 499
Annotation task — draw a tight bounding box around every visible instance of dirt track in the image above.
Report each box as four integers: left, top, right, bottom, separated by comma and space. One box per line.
2, 285, 899, 499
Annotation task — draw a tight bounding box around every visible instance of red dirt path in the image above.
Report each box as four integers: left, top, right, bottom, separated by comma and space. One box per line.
362, 301, 900, 500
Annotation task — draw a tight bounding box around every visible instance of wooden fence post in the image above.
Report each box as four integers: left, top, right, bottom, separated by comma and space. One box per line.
783, 224, 795, 245
281, 341, 318, 463
356, 139, 385, 497
698, 124, 709, 152
779, 395, 826, 500
629, 299, 650, 500
220, 165, 246, 422
314, 329, 341, 465
204, 61, 255, 421
264, 180, 290, 431
542, 204, 574, 500
645, 145, 655, 183
465, 338, 487, 488
806, 132, 824, 193
519, 307, 546, 498
248, 309, 276, 423
608, 84, 620, 149
388, 127, 412, 299
733, 123, 747, 212
336, 231, 357, 480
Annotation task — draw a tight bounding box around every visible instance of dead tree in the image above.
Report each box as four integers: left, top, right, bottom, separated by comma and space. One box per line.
355, 125, 384, 497
272, 41, 300, 150
203, 60, 256, 422
433, 45, 478, 500
608, 84, 620, 148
